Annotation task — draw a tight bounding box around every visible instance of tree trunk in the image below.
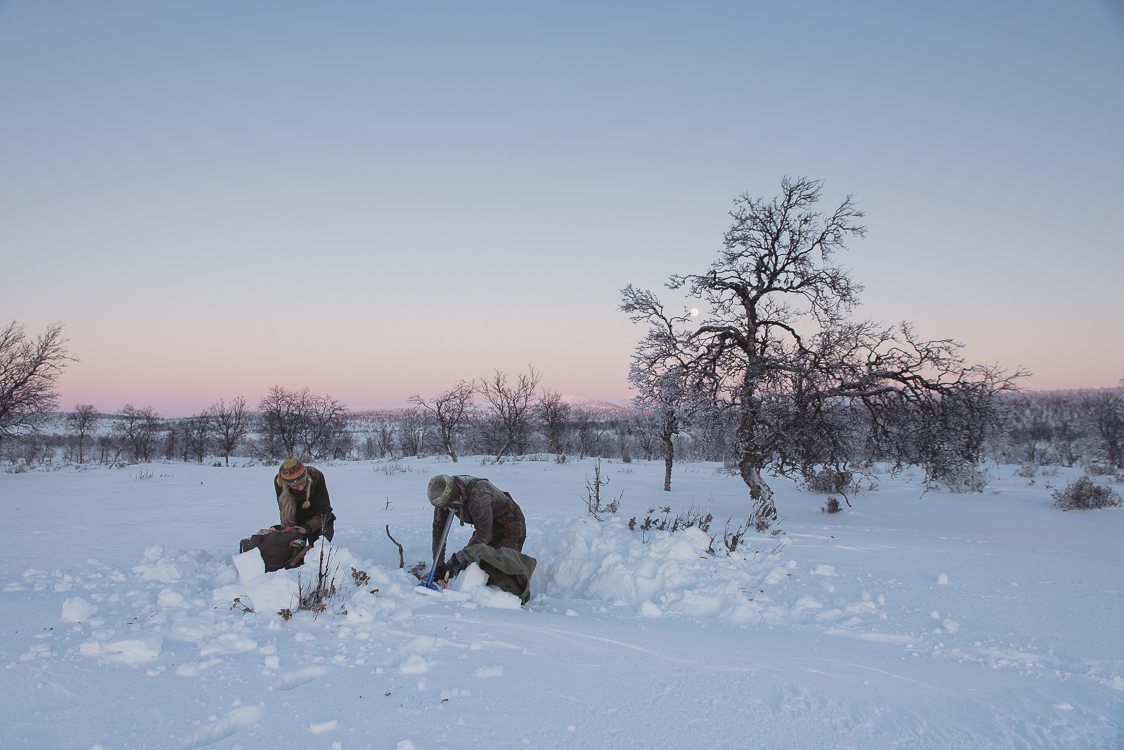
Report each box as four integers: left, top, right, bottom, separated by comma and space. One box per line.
736, 381, 777, 528
662, 429, 673, 492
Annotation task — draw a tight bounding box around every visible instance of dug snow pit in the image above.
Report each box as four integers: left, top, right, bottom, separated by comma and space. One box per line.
61, 596, 97, 622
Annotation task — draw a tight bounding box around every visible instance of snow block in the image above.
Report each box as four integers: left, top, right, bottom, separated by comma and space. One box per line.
232, 549, 299, 614
61, 596, 98, 622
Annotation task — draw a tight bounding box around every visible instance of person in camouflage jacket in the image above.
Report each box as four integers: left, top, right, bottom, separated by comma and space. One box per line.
428, 474, 525, 578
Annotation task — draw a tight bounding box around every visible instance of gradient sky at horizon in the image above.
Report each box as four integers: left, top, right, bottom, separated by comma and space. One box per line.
2, 1, 1122, 417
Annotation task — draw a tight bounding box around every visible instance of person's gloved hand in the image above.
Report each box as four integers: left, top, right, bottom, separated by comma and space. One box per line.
447, 551, 469, 578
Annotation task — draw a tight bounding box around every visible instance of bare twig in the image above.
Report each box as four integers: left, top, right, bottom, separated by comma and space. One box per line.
385, 525, 405, 569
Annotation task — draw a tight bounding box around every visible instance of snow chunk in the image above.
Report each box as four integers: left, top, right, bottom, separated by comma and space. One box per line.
61, 596, 98, 622
452, 563, 522, 609
232, 549, 265, 581
279, 666, 328, 690
812, 564, 837, 576
232, 550, 299, 613
80, 636, 162, 663
182, 706, 262, 749
157, 588, 188, 608
201, 632, 258, 655
399, 654, 431, 674
474, 665, 504, 678
937, 573, 950, 585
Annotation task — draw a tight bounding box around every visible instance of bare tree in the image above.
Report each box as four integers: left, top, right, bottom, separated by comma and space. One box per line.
210, 397, 248, 466
259, 385, 306, 459
257, 386, 348, 461
373, 419, 396, 458
0, 321, 74, 454
620, 288, 696, 491
572, 407, 602, 459
397, 407, 428, 458
298, 392, 349, 459
183, 411, 212, 463
68, 403, 98, 464
1082, 388, 1124, 468
480, 366, 543, 459
116, 404, 160, 463
537, 388, 571, 455
624, 177, 1022, 526
410, 380, 476, 462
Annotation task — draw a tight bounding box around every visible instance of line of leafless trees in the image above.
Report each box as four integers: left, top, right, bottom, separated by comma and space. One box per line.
6, 378, 1121, 481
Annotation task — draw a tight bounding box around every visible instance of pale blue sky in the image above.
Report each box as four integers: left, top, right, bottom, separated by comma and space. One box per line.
2, 1, 1122, 416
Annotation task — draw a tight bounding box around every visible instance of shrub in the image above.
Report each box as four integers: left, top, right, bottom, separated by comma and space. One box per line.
808, 468, 852, 495
1085, 463, 1118, 477
584, 459, 622, 521
297, 543, 342, 615
628, 505, 713, 543
1051, 476, 1122, 511
822, 497, 842, 514
927, 456, 989, 494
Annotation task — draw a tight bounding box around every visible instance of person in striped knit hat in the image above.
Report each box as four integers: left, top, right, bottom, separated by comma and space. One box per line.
238, 459, 336, 570
272, 458, 336, 545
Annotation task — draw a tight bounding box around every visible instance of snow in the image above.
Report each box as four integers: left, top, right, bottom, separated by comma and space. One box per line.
2, 457, 1122, 748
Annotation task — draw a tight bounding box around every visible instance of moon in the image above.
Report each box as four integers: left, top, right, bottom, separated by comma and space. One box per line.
690, 308, 699, 317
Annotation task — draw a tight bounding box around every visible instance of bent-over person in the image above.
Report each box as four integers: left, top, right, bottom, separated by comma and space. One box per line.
429, 474, 525, 579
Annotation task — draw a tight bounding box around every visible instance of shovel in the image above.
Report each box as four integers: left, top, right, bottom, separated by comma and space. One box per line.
420, 507, 456, 591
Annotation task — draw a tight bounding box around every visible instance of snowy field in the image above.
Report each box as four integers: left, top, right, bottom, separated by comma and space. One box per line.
2, 456, 1122, 749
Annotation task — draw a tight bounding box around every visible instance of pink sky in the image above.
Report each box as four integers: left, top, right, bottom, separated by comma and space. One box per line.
5, 3, 1122, 417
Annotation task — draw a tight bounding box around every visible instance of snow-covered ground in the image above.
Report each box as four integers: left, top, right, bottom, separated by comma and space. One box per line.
2, 457, 1122, 749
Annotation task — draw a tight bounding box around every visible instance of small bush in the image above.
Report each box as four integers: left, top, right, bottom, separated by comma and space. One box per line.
822, 497, 841, 514
927, 457, 989, 494
808, 468, 853, 495
297, 544, 341, 615
1084, 463, 1118, 477
628, 505, 713, 543
1051, 476, 1122, 511
583, 459, 621, 521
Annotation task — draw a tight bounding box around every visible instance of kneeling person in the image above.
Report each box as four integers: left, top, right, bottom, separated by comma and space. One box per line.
239, 458, 336, 572
429, 474, 525, 579
272, 458, 335, 545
